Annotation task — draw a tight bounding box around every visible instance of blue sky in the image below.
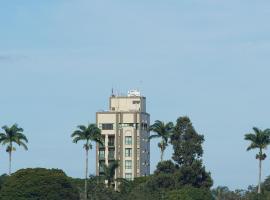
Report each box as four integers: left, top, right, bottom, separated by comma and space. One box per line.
1, 0, 270, 190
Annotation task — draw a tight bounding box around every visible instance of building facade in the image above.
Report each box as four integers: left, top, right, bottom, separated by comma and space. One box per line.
96, 90, 150, 182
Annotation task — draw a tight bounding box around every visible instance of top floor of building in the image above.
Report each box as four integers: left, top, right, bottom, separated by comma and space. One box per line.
109, 89, 146, 113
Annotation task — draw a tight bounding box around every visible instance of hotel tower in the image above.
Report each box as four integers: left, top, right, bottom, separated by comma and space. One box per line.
96, 90, 150, 183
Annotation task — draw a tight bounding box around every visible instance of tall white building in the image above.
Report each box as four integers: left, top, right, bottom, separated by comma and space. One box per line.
96, 90, 150, 183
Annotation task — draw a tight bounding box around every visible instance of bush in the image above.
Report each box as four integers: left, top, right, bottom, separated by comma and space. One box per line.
0, 168, 80, 200
165, 186, 213, 200
0, 174, 8, 191
155, 160, 178, 175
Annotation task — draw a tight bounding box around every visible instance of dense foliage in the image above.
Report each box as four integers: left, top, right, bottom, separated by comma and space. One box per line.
211, 184, 270, 200
171, 116, 213, 188
68, 116, 213, 200
0, 168, 80, 200
2, 116, 268, 200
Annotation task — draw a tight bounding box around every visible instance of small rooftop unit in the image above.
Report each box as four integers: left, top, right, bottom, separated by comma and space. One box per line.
127, 89, 141, 97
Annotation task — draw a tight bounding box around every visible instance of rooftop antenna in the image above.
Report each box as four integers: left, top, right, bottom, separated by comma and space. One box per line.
111, 88, 115, 97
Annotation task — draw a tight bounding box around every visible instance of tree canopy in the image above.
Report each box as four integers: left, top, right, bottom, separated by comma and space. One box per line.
0, 168, 80, 200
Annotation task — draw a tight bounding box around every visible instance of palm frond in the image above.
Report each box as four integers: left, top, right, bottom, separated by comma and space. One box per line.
1, 124, 28, 152
1, 125, 9, 132
71, 130, 84, 138
247, 143, 259, 151
15, 133, 28, 143
71, 123, 102, 149
245, 133, 256, 142
72, 136, 84, 143
253, 127, 261, 135
245, 127, 270, 152
148, 134, 160, 140
18, 141, 28, 150
77, 125, 87, 131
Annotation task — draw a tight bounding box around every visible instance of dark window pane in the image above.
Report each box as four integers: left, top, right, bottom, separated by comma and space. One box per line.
102, 123, 113, 130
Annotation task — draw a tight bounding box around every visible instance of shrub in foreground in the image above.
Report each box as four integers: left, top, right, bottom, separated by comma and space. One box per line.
0, 168, 80, 200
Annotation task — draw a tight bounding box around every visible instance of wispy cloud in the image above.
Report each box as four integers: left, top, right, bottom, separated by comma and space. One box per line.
0, 55, 11, 60
0, 54, 27, 62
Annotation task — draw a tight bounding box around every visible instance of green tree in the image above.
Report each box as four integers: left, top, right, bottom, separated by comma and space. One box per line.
0, 168, 79, 200
245, 127, 270, 194
165, 186, 213, 200
71, 124, 103, 200
175, 160, 213, 188
0, 174, 8, 191
149, 120, 174, 161
170, 116, 212, 189
154, 160, 177, 175
0, 124, 28, 175
100, 160, 119, 188
171, 117, 204, 166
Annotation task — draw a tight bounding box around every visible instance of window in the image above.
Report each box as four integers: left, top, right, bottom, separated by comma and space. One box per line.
99, 150, 105, 159
99, 136, 105, 147
108, 150, 115, 160
141, 123, 148, 130
111, 107, 115, 111
108, 136, 115, 146
99, 161, 105, 173
125, 173, 132, 181
125, 160, 132, 169
125, 136, 132, 145
132, 101, 140, 104
102, 123, 113, 130
125, 148, 132, 157
128, 123, 134, 127
118, 123, 139, 129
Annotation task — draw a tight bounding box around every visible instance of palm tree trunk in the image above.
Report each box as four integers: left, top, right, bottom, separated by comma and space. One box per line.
160, 148, 164, 162
9, 143, 12, 175
258, 158, 262, 194
9, 150, 12, 175
85, 148, 89, 200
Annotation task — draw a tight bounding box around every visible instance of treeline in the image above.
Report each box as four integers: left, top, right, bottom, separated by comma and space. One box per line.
0, 116, 213, 200
0, 116, 269, 200
212, 177, 270, 200
81, 116, 213, 200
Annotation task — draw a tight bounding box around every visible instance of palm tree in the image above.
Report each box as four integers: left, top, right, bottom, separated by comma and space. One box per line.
0, 124, 28, 175
245, 127, 270, 194
71, 123, 103, 200
100, 160, 119, 188
148, 120, 174, 162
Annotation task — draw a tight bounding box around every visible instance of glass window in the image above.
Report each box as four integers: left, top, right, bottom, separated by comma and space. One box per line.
99, 150, 105, 159
125, 173, 132, 181
125, 160, 132, 169
141, 123, 148, 130
132, 101, 140, 104
125, 148, 132, 157
125, 136, 132, 145
99, 161, 105, 174
108, 136, 115, 146
102, 123, 113, 130
108, 150, 115, 160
